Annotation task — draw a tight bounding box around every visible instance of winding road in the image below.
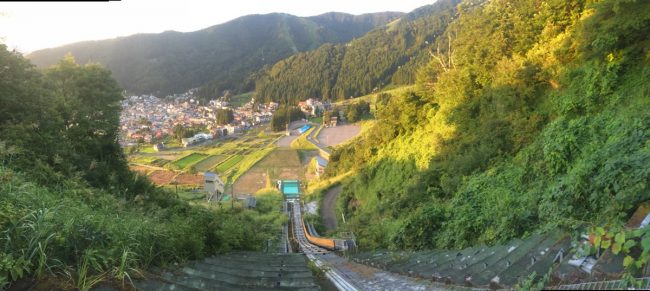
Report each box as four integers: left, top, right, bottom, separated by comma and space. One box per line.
322, 185, 342, 231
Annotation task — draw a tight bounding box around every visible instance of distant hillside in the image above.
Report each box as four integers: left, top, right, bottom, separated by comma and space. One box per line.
27, 12, 402, 98
254, 0, 461, 103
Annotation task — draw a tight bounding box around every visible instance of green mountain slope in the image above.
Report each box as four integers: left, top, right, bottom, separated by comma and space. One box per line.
254, 0, 461, 103
27, 12, 402, 98
327, 0, 650, 252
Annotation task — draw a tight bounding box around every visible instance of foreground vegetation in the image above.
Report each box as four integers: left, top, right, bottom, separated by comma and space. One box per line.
0, 46, 285, 289
0, 166, 286, 290
327, 0, 650, 266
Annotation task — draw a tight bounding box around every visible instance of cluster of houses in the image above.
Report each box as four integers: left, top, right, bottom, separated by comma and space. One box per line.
119, 91, 276, 147
119, 89, 345, 149
297, 98, 326, 117
298, 98, 340, 127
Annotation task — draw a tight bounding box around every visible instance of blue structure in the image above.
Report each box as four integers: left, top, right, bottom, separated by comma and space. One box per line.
278, 180, 300, 199
316, 156, 328, 168
298, 124, 312, 134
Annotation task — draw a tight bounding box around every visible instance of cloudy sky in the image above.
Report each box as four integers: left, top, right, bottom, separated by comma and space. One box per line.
0, 0, 435, 53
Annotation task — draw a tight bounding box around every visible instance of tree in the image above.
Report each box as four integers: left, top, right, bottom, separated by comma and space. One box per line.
323, 111, 331, 125
216, 108, 234, 125
346, 107, 360, 123
314, 106, 323, 117
173, 124, 187, 142
270, 106, 305, 131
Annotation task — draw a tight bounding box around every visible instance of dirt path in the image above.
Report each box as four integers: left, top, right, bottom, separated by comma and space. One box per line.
276, 135, 297, 147
321, 185, 342, 231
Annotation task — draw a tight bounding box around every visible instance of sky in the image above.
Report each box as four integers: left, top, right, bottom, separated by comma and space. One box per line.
0, 0, 435, 54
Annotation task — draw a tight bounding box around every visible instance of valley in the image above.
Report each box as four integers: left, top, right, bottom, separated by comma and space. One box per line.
1, 0, 649, 289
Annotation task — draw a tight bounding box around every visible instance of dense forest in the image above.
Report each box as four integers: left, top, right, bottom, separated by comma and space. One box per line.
270, 106, 306, 131
27, 12, 402, 100
0, 47, 285, 289
254, 0, 460, 104
327, 0, 650, 254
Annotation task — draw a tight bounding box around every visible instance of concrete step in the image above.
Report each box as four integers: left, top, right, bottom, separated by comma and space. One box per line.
497, 235, 570, 286
202, 257, 311, 272
135, 252, 319, 290
190, 261, 314, 279
470, 233, 549, 286
133, 279, 200, 291
181, 266, 318, 288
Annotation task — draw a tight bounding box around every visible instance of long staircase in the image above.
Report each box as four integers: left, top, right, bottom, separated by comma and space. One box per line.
124, 198, 649, 290
349, 230, 570, 288
134, 252, 319, 290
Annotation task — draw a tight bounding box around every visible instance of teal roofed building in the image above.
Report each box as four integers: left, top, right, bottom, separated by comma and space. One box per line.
278, 180, 300, 199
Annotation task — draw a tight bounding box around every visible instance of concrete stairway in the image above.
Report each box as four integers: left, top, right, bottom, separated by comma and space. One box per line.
349, 229, 570, 288
135, 252, 319, 290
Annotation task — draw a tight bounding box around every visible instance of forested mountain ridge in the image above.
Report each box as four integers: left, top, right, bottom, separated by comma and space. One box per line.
327, 0, 650, 255
254, 0, 462, 103
27, 11, 402, 99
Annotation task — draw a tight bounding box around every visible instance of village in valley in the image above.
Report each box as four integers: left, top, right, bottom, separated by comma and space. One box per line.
121, 88, 363, 203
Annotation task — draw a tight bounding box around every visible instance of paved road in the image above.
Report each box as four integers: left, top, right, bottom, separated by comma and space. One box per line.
305, 124, 332, 155
322, 185, 342, 231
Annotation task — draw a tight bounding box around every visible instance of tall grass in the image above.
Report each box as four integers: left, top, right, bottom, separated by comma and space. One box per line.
0, 166, 285, 289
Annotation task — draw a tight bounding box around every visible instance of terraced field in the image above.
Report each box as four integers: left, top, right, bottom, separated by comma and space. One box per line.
148, 170, 176, 185
216, 155, 244, 173
232, 149, 303, 195
193, 155, 227, 172
175, 173, 203, 185
127, 131, 282, 189
173, 153, 208, 169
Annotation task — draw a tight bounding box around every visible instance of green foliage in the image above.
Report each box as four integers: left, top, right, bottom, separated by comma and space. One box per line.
215, 108, 234, 125
344, 101, 371, 123
583, 225, 650, 279
0, 45, 286, 288
254, 0, 460, 103
0, 166, 285, 289
0, 50, 141, 198
255, 44, 346, 103
327, 0, 650, 252
270, 106, 305, 131
28, 12, 402, 99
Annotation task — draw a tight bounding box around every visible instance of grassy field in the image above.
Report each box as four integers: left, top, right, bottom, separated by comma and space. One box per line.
173, 153, 208, 169
333, 85, 415, 106
227, 147, 275, 182
194, 155, 227, 172
232, 148, 303, 195
229, 92, 253, 107
290, 127, 318, 150
130, 155, 159, 164
151, 158, 169, 167
308, 116, 323, 124
216, 155, 244, 173
178, 190, 205, 201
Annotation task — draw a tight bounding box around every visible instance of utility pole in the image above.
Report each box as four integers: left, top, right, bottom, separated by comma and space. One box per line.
172, 178, 178, 197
